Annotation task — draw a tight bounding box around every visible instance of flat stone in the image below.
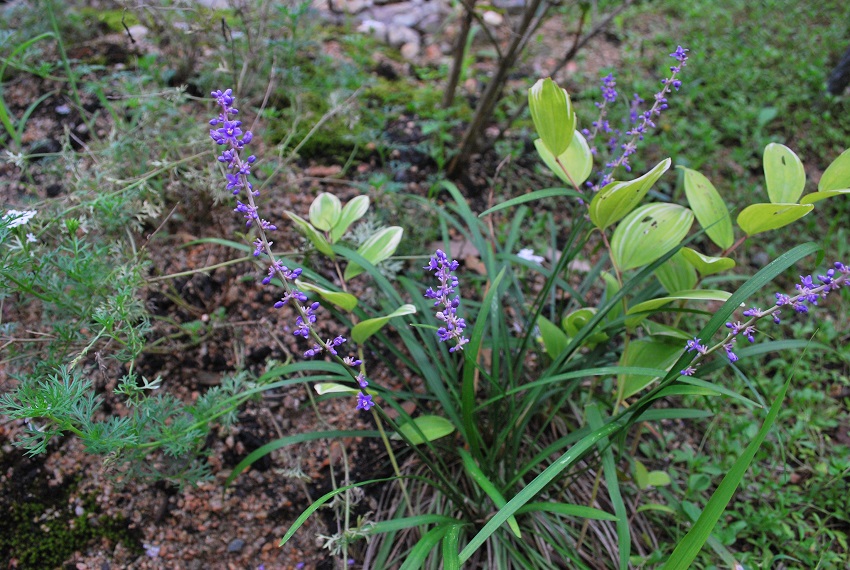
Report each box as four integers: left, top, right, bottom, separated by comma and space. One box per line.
392, 11, 421, 28
227, 538, 245, 552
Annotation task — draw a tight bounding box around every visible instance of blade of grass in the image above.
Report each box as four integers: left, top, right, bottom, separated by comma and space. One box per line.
661, 373, 793, 569
398, 524, 451, 570
458, 447, 521, 538
587, 404, 629, 570
279, 477, 396, 546
441, 523, 463, 570
458, 418, 624, 563
462, 267, 506, 457
478, 187, 587, 217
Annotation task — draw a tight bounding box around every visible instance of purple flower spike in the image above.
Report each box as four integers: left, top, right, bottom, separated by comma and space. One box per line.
425, 249, 469, 351
680, 366, 697, 376
600, 73, 618, 104
210, 88, 373, 411
587, 45, 689, 191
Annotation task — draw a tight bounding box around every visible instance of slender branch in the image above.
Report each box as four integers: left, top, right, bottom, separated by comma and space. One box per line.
496, 0, 633, 142
443, 0, 477, 109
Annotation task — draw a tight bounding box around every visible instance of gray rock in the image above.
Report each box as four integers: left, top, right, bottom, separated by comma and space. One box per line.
358, 19, 388, 41
387, 25, 419, 48
392, 12, 422, 28
400, 42, 420, 59
492, 0, 526, 12
416, 13, 442, 34
227, 538, 245, 552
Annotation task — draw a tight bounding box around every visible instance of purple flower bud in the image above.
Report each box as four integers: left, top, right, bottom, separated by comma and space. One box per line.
356, 373, 368, 388
724, 342, 739, 363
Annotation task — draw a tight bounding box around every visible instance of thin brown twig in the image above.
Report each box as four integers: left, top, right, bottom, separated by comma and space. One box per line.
495, 0, 634, 142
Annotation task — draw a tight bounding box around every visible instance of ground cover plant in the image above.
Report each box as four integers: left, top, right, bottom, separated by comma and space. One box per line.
1, 0, 849, 568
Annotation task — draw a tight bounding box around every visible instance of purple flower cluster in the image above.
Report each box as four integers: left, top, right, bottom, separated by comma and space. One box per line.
584, 46, 689, 192
209, 88, 373, 411
424, 249, 469, 352
599, 73, 618, 105
680, 262, 848, 376
583, 74, 618, 163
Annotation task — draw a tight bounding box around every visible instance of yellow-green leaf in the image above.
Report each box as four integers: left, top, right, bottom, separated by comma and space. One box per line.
561, 307, 607, 347
619, 339, 682, 398
680, 247, 736, 276
763, 143, 805, 204
626, 289, 732, 327
610, 203, 694, 271
589, 158, 672, 230
537, 315, 569, 357
330, 195, 370, 243
646, 470, 672, 488
642, 321, 692, 340
800, 188, 850, 204
344, 226, 403, 280
634, 460, 649, 488
392, 415, 455, 444
655, 250, 698, 294
296, 280, 358, 312
736, 203, 813, 236
314, 382, 358, 395
528, 78, 575, 156
819, 147, 850, 191
351, 304, 416, 343
309, 192, 342, 231
679, 166, 734, 249
286, 211, 335, 258
533, 130, 593, 186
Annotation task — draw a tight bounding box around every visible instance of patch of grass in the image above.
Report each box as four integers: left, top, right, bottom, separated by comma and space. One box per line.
637, 313, 850, 568
589, 0, 850, 211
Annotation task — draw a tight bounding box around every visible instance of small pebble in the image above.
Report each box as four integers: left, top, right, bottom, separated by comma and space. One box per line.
227, 538, 245, 552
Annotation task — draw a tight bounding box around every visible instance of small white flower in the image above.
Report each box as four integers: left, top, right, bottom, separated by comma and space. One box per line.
517, 248, 545, 265
3, 209, 37, 228
26, 233, 37, 243
143, 543, 160, 558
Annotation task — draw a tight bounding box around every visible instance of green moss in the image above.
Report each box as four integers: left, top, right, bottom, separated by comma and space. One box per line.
76, 8, 140, 33
0, 453, 142, 568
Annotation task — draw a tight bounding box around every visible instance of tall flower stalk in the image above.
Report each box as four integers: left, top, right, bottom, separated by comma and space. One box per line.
208, 89, 371, 410
584, 46, 689, 191
681, 263, 849, 375
424, 249, 469, 352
